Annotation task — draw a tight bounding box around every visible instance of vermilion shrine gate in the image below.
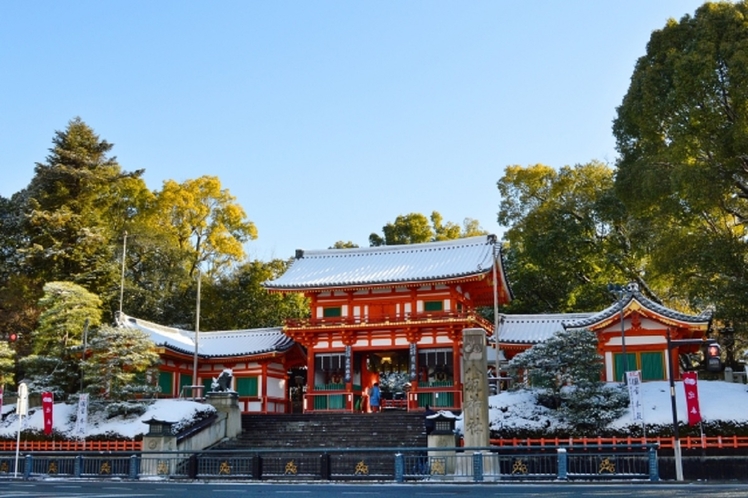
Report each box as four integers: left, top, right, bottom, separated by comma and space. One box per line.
264, 235, 511, 413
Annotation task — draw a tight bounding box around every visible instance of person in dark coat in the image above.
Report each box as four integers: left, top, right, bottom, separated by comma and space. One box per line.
424, 404, 436, 435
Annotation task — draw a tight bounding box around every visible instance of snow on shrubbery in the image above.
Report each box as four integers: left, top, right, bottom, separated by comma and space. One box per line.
456, 380, 748, 438
0, 399, 216, 440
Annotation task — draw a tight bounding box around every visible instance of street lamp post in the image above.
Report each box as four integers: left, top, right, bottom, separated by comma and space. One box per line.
665, 329, 718, 482
491, 235, 502, 394
666, 328, 683, 482
192, 270, 201, 400
119, 231, 127, 316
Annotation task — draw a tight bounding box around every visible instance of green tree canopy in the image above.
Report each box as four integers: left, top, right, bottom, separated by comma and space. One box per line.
200, 259, 309, 331
150, 176, 258, 278
497, 162, 647, 313
21, 281, 102, 397
33, 281, 102, 355
330, 241, 359, 249
82, 325, 160, 401
20, 118, 147, 298
613, 1, 748, 361
369, 211, 486, 246
0, 343, 16, 386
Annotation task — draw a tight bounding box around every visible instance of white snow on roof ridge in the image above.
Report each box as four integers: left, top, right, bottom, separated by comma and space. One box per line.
118, 313, 290, 358
299, 235, 493, 257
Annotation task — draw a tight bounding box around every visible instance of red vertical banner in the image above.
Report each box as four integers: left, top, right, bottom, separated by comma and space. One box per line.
42, 391, 54, 435
682, 372, 702, 426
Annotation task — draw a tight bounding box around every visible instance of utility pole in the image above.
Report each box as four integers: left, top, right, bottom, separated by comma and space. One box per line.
192, 270, 201, 399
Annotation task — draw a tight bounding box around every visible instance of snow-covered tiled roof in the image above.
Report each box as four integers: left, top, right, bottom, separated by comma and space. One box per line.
563, 283, 712, 330
116, 313, 294, 358
497, 313, 595, 345
265, 235, 501, 290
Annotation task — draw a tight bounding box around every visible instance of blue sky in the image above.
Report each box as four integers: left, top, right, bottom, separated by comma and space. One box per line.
0, 1, 706, 261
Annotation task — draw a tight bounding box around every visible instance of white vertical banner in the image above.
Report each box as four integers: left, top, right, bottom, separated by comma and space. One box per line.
15, 382, 28, 478
74, 393, 89, 438
16, 383, 28, 417
626, 370, 644, 422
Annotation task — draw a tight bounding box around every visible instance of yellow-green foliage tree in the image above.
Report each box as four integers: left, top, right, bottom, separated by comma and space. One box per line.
151, 176, 258, 279
0, 343, 16, 387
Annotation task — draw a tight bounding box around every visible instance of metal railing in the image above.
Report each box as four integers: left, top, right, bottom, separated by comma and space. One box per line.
0, 444, 659, 482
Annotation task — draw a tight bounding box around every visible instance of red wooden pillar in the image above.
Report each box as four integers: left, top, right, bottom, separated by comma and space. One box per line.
261, 361, 268, 414
305, 345, 316, 413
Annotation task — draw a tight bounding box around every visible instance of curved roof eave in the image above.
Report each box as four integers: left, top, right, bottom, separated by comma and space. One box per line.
264, 235, 506, 291
562, 285, 713, 331
267, 271, 492, 293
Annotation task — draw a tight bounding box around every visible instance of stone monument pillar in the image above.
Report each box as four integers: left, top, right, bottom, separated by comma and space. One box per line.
459, 328, 496, 478
461, 328, 489, 448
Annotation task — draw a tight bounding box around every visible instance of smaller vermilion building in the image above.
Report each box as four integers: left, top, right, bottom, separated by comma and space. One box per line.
497, 283, 713, 382
117, 313, 306, 413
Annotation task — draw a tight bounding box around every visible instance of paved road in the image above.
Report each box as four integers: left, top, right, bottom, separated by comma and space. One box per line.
2, 481, 748, 498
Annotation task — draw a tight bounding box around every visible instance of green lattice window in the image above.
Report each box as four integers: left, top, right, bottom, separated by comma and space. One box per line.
323, 307, 342, 318
236, 376, 258, 396
424, 301, 443, 312
614, 352, 665, 382
179, 373, 193, 395
158, 372, 173, 396
641, 352, 665, 381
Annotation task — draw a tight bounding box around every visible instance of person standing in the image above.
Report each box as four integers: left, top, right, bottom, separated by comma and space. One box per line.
369, 382, 381, 413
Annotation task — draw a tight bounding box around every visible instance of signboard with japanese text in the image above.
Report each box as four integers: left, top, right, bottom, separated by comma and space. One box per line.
683, 371, 702, 425
74, 393, 89, 438
42, 392, 53, 435
626, 370, 644, 422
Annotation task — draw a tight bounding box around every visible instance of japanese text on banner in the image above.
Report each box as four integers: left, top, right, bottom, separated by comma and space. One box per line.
683, 371, 702, 426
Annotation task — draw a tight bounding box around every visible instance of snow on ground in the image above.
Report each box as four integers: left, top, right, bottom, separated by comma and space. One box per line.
0, 399, 215, 439
0, 380, 745, 440
473, 380, 748, 434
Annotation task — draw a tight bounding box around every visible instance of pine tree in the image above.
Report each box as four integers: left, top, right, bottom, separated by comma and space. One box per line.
20, 281, 102, 398
509, 328, 628, 433
82, 325, 160, 404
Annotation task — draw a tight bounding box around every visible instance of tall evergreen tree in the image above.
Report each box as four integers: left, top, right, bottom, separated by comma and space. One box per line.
20, 117, 148, 305
613, 1, 748, 363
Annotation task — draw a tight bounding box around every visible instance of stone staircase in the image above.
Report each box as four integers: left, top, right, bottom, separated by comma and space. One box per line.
218, 411, 428, 449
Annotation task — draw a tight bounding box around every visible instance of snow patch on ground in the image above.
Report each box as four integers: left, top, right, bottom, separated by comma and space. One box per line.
0, 399, 215, 439
0, 380, 745, 440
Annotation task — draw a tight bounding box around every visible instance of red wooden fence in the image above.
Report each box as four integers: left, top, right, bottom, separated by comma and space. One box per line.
489, 435, 748, 450
0, 440, 141, 452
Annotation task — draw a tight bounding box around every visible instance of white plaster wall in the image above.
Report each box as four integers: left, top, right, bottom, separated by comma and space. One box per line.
606, 336, 665, 346
267, 376, 285, 398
